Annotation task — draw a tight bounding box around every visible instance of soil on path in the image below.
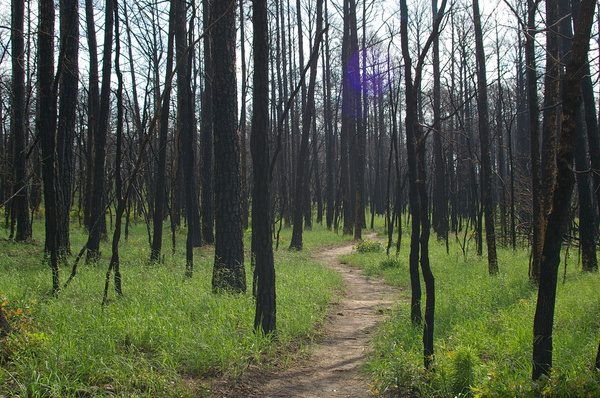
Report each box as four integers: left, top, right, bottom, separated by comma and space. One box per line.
210, 236, 399, 397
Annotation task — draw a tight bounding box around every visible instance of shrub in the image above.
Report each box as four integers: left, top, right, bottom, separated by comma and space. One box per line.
380, 257, 401, 269
355, 239, 383, 253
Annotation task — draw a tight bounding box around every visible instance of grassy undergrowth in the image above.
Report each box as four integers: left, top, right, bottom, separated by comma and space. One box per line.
342, 231, 600, 397
0, 219, 349, 397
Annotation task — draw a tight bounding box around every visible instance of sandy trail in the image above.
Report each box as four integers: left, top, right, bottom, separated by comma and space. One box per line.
211, 236, 398, 397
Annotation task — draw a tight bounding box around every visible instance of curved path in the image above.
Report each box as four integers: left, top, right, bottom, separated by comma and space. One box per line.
211, 237, 399, 397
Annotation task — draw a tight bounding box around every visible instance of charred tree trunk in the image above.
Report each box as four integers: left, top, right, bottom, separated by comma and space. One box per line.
38, 0, 59, 293
289, 1, 324, 251
11, 0, 31, 242
532, 0, 595, 380
251, 0, 276, 335
56, 0, 79, 255
83, 0, 100, 232
526, 0, 542, 282
175, 0, 199, 277
87, 0, 114, 262
150, 0, 175, 262
431, 0, 447, 243
211, 0, 245, 293
200, 0, 215, 245
473, 0, 498, 274
104, 4, 125, 304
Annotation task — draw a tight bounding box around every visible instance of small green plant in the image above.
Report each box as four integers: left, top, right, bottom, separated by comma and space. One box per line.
380, 257, 401, 269
355, 239, 383, 253
449, 346, 479, 396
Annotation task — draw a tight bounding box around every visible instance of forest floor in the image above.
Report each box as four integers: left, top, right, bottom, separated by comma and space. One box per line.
209, 234, 401, 397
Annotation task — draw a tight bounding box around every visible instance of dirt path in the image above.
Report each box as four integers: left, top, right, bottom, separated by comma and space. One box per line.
210, 237, 398, 397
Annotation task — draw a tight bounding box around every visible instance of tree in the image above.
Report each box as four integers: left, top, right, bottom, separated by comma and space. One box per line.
38, 0, 59, 293
531, 0, 596, 380
289, 0, 324, 251
175, 0, 199, 277
211, 0, 245, 293
472, 0, 498, 274
340, 0, 359, 236
251, 0, 275, 335
431, 0, 447, 244
200, 0, 215, 245
87, 0, 115, 262
525, 0, 542, 282
104, 0, 125, 303
83, 0, 100, 233
56, 0, 79, 256
150, 0, 176, 262
400, 0, 447, 369
10, 0, 31, 242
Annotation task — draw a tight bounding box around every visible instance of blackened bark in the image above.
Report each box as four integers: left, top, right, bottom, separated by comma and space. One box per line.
581, 66, 600, 232
104, 4, 125, 304
400, 0, 422, 327
11, 0, 31, 242
239, 0, 249, 232
200, 0, 215, 245
401, 0, 446, 369
574, 107, 597, 272
251, 0, 276, 335
211, 0, 245, 293
473, 0, 498, 274
340, 0, 357, 236
150, 0, 175, 262
431, 0, 447, 243
57, 0, 79, 255
324, 1, 335, 230
532, 0, 595, 380
526, 0, 542, 282
84, 0, 100, 232
289, 2, 324, 250
38, 0, 59, 293
175, 0, 199, 277
574, 0, 599, 273
87, 0, 114, 262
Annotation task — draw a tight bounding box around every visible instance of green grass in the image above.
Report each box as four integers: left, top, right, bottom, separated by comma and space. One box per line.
341, 228, 600, 397
0, 217, 345, 397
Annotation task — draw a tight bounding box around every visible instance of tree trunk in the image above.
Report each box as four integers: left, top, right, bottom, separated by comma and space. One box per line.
56, 0, 79, 255
400, 0, 422, 326
211, 0, 245, 293
239, 0, 249, 232
150, 0, 175, 262
473, 0, 498, 274
104, 4, 125, 304
289, 2, 324, 251
526, 0, 542, 282
532, 0, 595, 379
251, 0, 276, 335
87, 0, 114, 262
200, 0, 215, 245
38, 0, 59, 293
431, 0, 447, 243
324, 1, 335, 230
11, 0, 31, 242
83, 0, 100, 232
340, 0, 357, 236
574, 105, 597, 272
175, 0, 199, 277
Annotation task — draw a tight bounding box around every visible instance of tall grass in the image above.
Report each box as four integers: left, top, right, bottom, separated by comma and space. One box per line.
0, 219, 344, 397
342, 230, 600, 397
